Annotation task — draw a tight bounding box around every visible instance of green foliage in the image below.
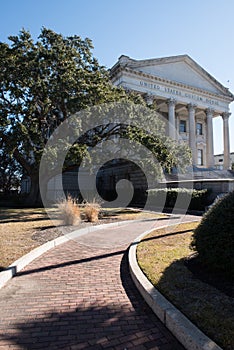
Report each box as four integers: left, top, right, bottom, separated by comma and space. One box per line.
147, 188, 208, 211
0, 145, 23, 193
0, 28, 127, 203
0, 28, 191, 205
0, 28, 120, 156
124, 125, 191, 174
191, 191, 234, 278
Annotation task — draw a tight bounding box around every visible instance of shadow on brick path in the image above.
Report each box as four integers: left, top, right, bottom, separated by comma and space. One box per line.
0, 247, 184, 350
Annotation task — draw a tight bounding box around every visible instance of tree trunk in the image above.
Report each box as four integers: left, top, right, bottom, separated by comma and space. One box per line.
24, 173, 42, 207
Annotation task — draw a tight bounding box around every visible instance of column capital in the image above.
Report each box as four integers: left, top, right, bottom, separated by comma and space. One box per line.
187, 103, 197, 112
167, 98, 177, 107
145, 94, 154, 105
222, 112, 231, 120
206, 108, 215, 116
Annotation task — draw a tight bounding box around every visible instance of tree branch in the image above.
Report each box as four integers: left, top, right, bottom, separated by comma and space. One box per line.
1, 134, 32, 174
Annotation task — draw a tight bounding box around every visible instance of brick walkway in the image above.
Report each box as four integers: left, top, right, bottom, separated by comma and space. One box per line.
0, 216, 198, 350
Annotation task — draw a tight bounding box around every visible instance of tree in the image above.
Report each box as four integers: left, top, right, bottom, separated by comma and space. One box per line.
0, 28, 191, 206
0, 144, 22, 193
0, 28, 127, 204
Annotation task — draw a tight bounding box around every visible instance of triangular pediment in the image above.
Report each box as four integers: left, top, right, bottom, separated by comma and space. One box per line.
118, 55, 233, 98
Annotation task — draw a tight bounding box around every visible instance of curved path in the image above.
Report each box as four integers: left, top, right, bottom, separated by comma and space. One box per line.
0, 215, 198, 350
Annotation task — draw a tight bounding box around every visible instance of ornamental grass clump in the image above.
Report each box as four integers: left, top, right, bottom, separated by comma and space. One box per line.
191, 191, 234, 278
84, 200, 101, 223
58, 195, 81, 226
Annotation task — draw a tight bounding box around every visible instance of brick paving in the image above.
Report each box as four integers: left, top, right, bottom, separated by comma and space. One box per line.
0, 216, 198, 349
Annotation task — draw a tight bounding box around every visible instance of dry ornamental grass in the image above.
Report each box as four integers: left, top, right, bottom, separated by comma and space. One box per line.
0, 207, 161, 270
57, 196, 81, 226
84, 200, 101, 222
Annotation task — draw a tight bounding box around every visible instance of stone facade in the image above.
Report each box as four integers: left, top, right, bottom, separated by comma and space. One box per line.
110, 55, 234, 169
214, 152, 234, 170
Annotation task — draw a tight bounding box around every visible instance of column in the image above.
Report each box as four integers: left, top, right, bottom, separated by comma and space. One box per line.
145, 94, 154, 105
206, 108, 214, 168
188, 103, 197, 165
167, 98, 176, 140
222, 112, 231, 169
175, 113, 178, 140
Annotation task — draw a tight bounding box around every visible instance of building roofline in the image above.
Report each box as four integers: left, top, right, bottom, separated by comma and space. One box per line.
111, 65, 233, 104
110, 54, 234, 100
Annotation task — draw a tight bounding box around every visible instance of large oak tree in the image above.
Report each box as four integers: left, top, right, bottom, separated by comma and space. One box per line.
0, 28, 127, 204
0, 28, 191, 205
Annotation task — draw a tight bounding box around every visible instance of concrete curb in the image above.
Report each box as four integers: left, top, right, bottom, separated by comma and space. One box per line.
0, 219, 139, 290
0, 215, 219, 349
128, 225, 222, 350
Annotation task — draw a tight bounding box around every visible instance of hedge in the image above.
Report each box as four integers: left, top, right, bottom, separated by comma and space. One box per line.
147, 188, 209, 211
191, 191, 234, 278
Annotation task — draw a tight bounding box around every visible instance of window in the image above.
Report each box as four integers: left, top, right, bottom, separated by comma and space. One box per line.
179, 120, 186, 133
196, 122, 203, 135
197, 149, 203, 166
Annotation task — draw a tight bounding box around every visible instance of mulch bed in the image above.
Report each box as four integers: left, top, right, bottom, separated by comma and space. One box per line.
31, 216, 121, 244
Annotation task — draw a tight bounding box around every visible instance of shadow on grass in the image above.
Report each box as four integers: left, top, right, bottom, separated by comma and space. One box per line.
35, 225, 57, 231
133, 229, 192, 246
102, 208, 142, 216
185, 256, 234, 298
0, 208, 60, 224
0, 207, 156, 224
0, 210, 49, 224
0, 217, 54, 225
156, 258, 234, 350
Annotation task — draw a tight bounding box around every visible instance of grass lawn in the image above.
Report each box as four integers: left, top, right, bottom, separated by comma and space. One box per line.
0, 207, 60, 269
0, 207, 161, 270
137, 221, 234, 350
1, 208, 233, 348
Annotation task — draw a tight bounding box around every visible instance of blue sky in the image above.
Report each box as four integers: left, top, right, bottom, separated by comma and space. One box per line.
1, 0, 233, 153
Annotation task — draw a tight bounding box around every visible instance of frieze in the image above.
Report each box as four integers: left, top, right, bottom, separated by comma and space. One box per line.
139, 81, 219, 106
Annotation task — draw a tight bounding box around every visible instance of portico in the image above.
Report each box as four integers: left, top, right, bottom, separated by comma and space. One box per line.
110, 54, 234, 169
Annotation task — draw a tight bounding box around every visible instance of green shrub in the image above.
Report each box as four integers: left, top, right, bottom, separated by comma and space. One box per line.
191, 191, 234, 278
147, 188, 208, 211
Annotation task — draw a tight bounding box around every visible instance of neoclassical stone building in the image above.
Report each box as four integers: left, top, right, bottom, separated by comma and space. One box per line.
110, 55, 234, 169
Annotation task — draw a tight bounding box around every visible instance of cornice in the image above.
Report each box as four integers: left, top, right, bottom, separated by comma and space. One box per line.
111, 66, 234, 103
183, 56, 232, 98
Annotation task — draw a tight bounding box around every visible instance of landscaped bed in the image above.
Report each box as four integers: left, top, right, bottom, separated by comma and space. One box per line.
0, 207, 161, 270
137, 221, 234, 350
1, 208, 233, 349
